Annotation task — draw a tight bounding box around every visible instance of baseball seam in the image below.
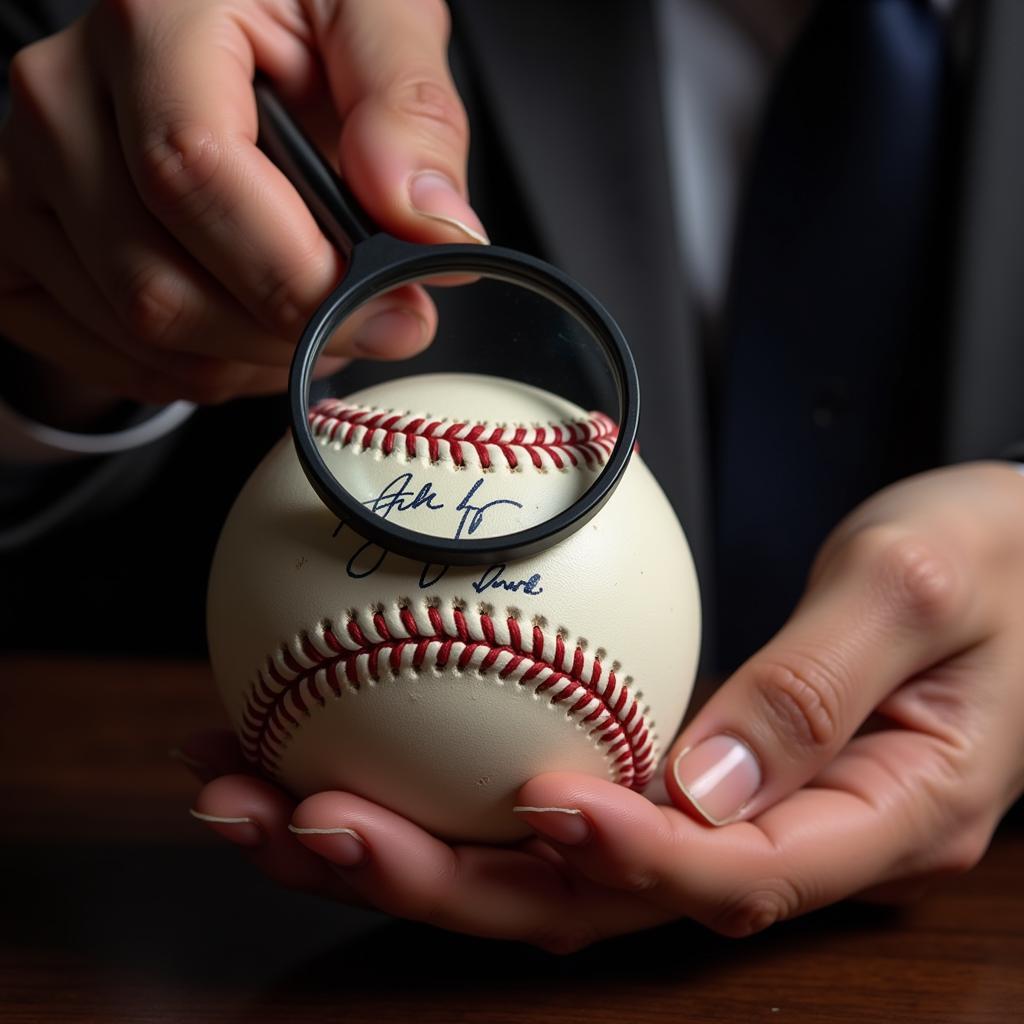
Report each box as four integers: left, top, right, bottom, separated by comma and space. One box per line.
240, 602, 658, 791
308, 399, 618, 471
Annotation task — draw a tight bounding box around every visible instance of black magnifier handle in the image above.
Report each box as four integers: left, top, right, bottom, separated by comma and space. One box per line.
252, 75, 378, 258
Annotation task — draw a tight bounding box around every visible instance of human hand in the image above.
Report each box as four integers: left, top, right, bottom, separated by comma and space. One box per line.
0, 0, 484, 411
186, 462, 1024, 952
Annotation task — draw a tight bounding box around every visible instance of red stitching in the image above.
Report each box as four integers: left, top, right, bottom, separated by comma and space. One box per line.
240, 606, 656, 791
308, 399, 618, 470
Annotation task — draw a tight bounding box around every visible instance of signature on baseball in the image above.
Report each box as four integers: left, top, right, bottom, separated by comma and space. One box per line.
362, 472, 523, 541
328, 473, 545, 595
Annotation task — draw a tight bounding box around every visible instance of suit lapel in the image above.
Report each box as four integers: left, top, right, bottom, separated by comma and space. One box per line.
946, 0, 1024, 460
450, 0, 715, 601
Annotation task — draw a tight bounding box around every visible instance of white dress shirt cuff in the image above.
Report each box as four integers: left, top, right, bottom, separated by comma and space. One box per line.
0, 396, 196, 464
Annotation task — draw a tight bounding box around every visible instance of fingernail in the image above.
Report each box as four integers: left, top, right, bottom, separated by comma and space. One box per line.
169, 746, 206, 773
350, 309, 428, 358
409, 171, 489, 244
512, 806, 590, 845
673, 735, 761, 825
288, 824, 367, 867
189, 808, 263, 847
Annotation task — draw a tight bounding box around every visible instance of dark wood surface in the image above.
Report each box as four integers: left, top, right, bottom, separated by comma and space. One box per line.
2, 657, 1022, 1024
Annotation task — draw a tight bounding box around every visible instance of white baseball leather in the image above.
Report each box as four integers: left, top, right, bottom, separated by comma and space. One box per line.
207, 374, 701, 842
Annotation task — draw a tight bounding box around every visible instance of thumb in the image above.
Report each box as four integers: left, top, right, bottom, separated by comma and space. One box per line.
666, 532, 976, 825
310, 0, 488, 245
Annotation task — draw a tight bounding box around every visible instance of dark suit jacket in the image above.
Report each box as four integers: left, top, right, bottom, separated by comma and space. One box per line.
2, 1, 1023, 670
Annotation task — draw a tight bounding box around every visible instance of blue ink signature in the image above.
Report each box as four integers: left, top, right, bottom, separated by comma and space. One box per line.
452, 477, 523, 540
333, 525, 546, 596
330, 472, 544, 595
361, 473, 444, 520
471, 563, 544, 596
361, 473, 523, 541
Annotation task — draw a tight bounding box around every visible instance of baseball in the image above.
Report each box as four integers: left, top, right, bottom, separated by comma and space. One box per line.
207, 373, 701, 842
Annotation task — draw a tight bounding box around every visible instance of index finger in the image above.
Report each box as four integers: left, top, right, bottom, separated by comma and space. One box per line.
90, 0, 342, 336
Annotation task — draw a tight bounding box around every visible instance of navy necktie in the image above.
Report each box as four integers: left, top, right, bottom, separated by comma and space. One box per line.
714, 0, 951, 671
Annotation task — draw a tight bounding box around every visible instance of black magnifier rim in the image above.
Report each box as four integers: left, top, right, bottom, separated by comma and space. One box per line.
290, 238, 639, 566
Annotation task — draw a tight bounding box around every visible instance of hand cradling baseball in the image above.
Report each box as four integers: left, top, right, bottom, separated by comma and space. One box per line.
207, 373, 701, 842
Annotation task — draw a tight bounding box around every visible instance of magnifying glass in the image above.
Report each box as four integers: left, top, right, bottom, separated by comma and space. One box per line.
255, 77, 639, 567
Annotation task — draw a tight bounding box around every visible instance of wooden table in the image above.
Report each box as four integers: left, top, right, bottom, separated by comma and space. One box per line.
2, 657, 1022, 1024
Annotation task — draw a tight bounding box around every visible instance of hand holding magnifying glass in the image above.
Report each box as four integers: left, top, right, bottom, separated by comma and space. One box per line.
253, 77, 640, 566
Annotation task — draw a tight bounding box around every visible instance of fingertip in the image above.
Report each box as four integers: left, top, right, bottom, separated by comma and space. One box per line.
339, 103, 487, 247
515, 774, 683, 898
668, 735, 763, 827
288, 822, 369, 868
190, 774, 272, 847
310, 355, 350, 381
186, 771, 360, 896
517, 771, 636, 812
189, 807, 264, 848
512, 806, 591, 846
292, 788, 358, 825
348, 309, 430, 360
291, 790, 446, 871
516, 772, 666, 842
407, 170, 489, 244
322, 284, 437, 361
191, 772, 293, 843
289, 791, 427, 871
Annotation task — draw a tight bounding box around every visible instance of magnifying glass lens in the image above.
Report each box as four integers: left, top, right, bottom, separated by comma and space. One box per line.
305, 272, 623, 552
